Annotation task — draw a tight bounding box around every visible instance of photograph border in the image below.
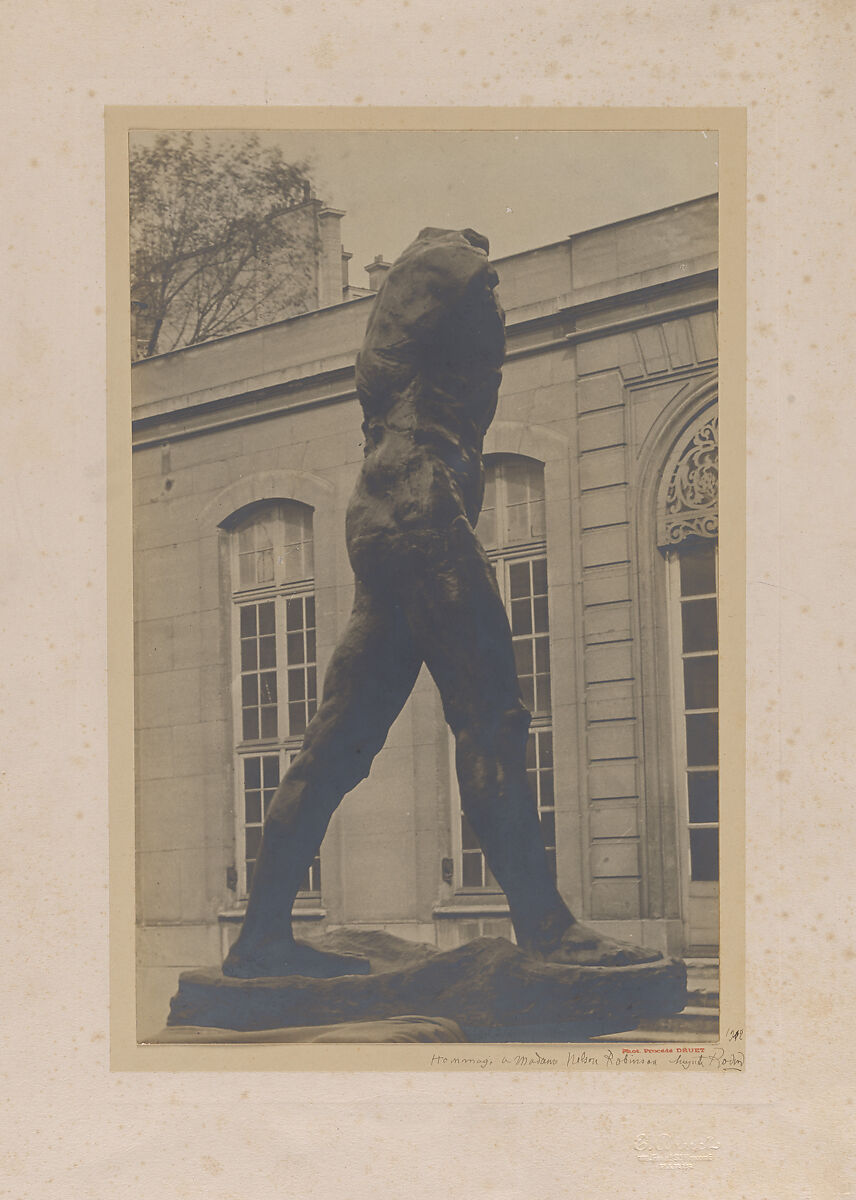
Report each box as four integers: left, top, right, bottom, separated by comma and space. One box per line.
107, 105, 746, 1072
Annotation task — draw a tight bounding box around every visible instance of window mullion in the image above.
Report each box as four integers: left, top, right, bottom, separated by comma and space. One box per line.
276, 592, 286, 745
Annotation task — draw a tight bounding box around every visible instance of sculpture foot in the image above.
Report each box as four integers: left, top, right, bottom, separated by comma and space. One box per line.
541, 921, 663, 968
222, 938, 372, 980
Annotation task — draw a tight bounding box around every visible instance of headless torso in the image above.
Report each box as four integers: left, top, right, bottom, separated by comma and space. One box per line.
223, 228, 660, 979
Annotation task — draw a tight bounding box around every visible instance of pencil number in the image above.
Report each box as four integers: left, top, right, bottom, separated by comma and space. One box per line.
726, 1028, 744, 1042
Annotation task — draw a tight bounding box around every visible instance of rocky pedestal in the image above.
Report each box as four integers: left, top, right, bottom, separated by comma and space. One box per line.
162, 930, 687, 1043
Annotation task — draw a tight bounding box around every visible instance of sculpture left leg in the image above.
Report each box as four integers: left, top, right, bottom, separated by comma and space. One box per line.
222, 583, 423, 979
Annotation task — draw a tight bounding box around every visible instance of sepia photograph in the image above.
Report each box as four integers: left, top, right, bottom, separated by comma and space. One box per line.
116, 115, 740, 1060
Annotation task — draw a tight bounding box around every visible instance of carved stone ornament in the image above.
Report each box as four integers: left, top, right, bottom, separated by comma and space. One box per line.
658, 412, 718, 547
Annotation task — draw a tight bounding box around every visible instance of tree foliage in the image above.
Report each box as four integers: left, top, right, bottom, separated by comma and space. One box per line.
130, 132, 318, 357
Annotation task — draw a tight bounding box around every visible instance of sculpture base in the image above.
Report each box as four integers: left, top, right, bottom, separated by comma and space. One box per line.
165, 929, 687, 1042
153, 1015, 466, 1043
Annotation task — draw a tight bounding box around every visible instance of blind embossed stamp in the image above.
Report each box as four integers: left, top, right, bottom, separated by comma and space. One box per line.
635, 1133, 721, 1171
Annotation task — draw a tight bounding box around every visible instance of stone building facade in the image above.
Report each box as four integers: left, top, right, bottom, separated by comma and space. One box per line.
132, 196, 720, 1037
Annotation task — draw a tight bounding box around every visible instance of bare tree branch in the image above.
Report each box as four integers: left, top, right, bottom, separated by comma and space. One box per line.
130, 132, 319, 356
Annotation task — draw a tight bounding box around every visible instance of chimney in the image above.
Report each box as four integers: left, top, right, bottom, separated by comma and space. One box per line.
365, 254, 392, 292
316, 207, 347, 307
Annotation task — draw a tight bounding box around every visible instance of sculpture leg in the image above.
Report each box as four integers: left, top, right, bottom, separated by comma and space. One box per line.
403, 518, 661, 966
223, 583, 422, 978
394, 517, 571, 948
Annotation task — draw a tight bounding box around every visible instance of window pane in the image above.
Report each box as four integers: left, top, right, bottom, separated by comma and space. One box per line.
283, 545, 306, 583
306, 628, 316, 663
238, 554, 256, 588
242, 709, 259, 740
685, 712, 718, 766
683, 656, 718, 709
287, 669, 305, 700
519, 676, 535, 711
240, 638, 258, 671
679, 540, 717, 596
240, 606, 256, 637
286, 598, 303, 631
260, 707, 277, 739
241, 675, 258, 706
244, 791, 261, 824
535, 638, 550, 674
533, 596, 549, 633
462, 852, 483, 888
527, 772, 539, 805
533, 673, 551, 715
513, 640, 533, 676
262, 756, 280, 788
504, 461, 530, 506
506, 503, 531, 545
508, 561, 530, 600
257, 547, 274, 584
690, 827, 719, 881
287, 631, 305, 664
681, 598, 718, 652
539, 769, 554, 807
531, 558, 547, 596
511, 599, 532, 635
243, 757, 261, 789
529, 498, 546, 540
245, 826, 262, 861
539, 731, 553, 767
688, 771, 719, 823
289, 702, 307, 734
539, 810, 556, 846
305, 596, 315, 627
258, 635, 276, 669
260, 672, 277, 704
258, 602, 275, 636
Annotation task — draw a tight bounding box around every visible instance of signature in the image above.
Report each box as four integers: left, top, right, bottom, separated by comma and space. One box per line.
670, 1048, 745, 1071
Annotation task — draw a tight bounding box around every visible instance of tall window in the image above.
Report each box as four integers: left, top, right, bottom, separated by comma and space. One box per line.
230, 501, 320, 898
669, 538, 719, 884
658, 408, 720, 949
459, 457, 556, 888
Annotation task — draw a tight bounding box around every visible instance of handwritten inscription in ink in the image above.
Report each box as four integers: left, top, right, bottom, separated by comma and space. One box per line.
427, 1046, 745, 1072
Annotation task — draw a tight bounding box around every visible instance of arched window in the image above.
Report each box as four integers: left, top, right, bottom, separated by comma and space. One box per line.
229, 500, 320, 898
457, 456, 556, 888
658, 411, 719, 948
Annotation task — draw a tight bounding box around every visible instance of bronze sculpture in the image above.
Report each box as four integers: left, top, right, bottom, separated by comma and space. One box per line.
222, 227, 661, 980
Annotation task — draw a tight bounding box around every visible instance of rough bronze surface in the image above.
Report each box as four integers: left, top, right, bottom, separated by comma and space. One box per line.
221, 227, 670, 984
176, 930, 687, 1039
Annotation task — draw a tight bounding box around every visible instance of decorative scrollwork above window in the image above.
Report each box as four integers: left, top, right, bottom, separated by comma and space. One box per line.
657, 411, 718, 548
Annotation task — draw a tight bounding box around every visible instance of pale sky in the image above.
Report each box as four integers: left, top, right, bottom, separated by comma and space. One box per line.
132, 128, 718, 288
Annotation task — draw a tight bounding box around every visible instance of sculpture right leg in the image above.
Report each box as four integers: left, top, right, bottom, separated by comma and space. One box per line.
223, 582, 422, 978
402, 517, 662, 967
